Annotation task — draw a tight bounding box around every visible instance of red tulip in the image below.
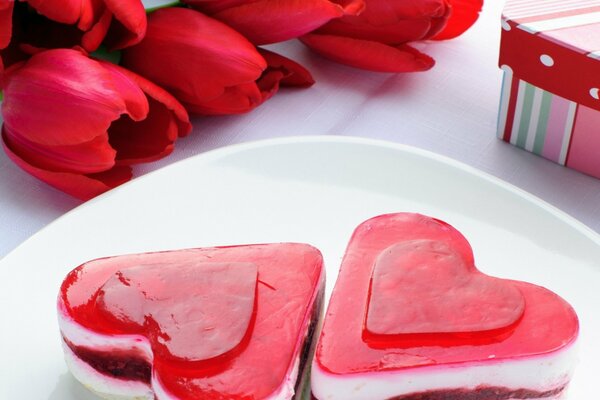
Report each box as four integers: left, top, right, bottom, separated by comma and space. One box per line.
181, 0, 365, 45
0, 0, 13, 74
1, 49, 191, 200
0, 0, 12, 49
300, 0, 483, 72
0, 0, 146, 60
122, 7, 314, 115
432, 0, 484, 40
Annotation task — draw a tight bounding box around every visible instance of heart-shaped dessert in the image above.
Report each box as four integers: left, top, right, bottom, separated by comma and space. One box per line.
312, 213, 578, 400
58, 243, 324, 400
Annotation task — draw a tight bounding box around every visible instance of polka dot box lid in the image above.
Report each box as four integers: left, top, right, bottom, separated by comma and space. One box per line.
498, 0, 600, 179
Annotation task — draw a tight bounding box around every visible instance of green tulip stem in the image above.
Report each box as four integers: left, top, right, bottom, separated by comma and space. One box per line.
0, 91, 3, 102
143, 0, 181, 12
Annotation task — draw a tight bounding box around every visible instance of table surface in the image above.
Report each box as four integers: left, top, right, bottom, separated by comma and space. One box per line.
2, 1, 600, 259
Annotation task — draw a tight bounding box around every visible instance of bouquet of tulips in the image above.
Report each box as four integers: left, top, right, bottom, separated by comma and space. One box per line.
0, 0, 482, 200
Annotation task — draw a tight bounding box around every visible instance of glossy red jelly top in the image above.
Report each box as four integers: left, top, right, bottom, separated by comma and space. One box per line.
316, 213, 579, 374
60, 243, 324, 399
96, 261, 258, 363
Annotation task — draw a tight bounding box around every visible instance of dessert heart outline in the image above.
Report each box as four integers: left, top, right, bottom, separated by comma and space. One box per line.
315, 213, 579, 374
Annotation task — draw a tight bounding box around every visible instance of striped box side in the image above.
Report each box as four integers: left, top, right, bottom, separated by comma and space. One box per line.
497, 72, 578, 165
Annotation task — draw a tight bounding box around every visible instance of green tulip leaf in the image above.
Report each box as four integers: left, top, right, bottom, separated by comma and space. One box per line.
90, 47, 122, 64
0, 91, 3, 102
143, 0, 181, 11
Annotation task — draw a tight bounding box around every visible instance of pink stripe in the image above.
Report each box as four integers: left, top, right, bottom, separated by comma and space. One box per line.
509, 6, 600, 23
505, 0, 600, 19
566, 104, 600, 178
542, 95, 570, 162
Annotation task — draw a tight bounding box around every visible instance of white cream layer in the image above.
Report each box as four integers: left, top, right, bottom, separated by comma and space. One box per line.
311, 342, 578, 400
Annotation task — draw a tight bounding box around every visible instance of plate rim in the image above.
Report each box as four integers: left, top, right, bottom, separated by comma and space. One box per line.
2, 135, 599, 263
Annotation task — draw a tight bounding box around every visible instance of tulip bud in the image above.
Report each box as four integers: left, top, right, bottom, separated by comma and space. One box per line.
1, 49, 191, 200
0, 0, 146, 59
182, 0, 366, 45
300, 0, 483, 72
122, 7, 314, 115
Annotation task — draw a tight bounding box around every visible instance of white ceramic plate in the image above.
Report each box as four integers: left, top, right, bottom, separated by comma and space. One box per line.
0, 136, 598, 399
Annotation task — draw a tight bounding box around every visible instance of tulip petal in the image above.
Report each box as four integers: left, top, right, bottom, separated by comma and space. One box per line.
256, 69, 286, 101
187, 67, 286, 115
25, 0, 83, 25
301, 33, 434, 72
122, 8, 266, 105
103, 0, 148, 49
8, 3, 87, 50
103, 62, 192, 138
78, 0, 105, 31
432, 0, 483, 40
212, 0, 365, 45
99, 61, 149, 122
425, 3, 453, 39
186, 82, 263, 115
2, 128, 131, 201
1, 41, 29, 79
181, 0, 251, 14
107, 99, 178, 165
258, 48, 315, 87
100, 62, 192, 164
355, 0, 448, 22
2, 49, 148, 147
11, 0, 109, 52
81, 7, 113, 52
315, 17, 434, 44
0, 0, 13, 50
313, 0, 451, 43
3, 124, 116, 174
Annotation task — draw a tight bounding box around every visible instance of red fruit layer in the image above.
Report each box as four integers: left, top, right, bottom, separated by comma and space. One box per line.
60, 244, 323, 399
387, 385, 566, 399
316, 213, 578, 374
311, 385, 565, 400
64, 338, 151, 383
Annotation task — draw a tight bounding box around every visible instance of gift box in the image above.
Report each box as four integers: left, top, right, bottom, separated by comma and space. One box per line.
497, 0, 600, 178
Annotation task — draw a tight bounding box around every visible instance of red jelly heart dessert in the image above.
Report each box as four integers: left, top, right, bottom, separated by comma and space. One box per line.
312, 213, 578, 400
58, 243, 324, 400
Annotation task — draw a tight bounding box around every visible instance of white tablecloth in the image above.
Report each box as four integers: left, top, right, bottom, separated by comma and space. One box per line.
2, 1, 600, 258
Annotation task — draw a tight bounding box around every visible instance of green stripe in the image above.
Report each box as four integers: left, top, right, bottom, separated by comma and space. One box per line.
532, 90, 552, 155
517, 83, 535, 149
